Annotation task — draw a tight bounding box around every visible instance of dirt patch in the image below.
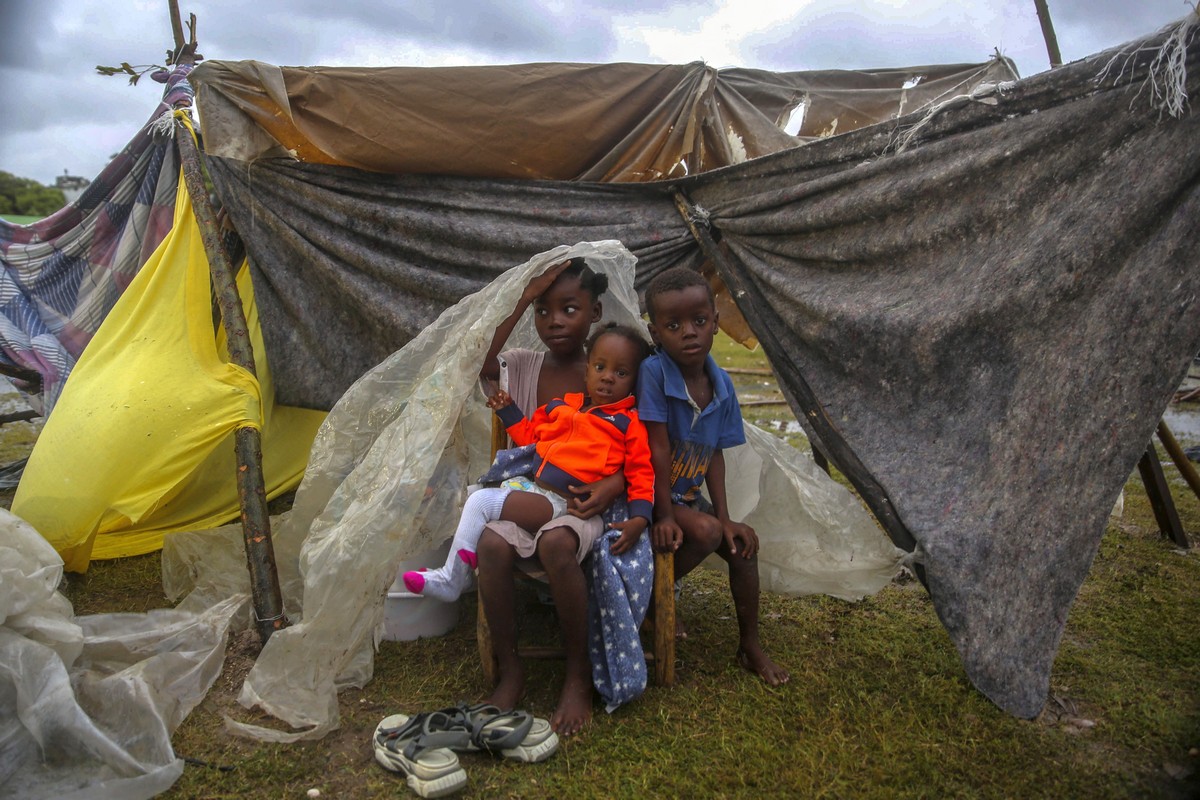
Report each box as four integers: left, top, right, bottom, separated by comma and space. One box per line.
210, 628, 262, 710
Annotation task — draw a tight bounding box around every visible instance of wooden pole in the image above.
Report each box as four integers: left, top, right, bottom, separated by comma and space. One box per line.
176, 120, 289, 643
1033, 0, 1064, 69
166, 0, 200, 67
1157, 419, 1200, 513
0, 362, 43, 385
168, 0, 185, 52
671, 189, 919, 558
1137, 441, 1189, 548
652, 551, 676, 686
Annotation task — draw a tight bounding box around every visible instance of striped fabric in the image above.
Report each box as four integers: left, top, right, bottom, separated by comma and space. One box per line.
0, 64, 193, 413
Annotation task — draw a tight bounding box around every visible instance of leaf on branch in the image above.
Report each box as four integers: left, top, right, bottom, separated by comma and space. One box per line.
95, 61, 169, 86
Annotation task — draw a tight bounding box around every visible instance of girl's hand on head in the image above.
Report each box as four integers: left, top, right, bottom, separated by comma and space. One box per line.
487, 390, 513, 409
521, 260, 571, 304
608, 517, 647, 555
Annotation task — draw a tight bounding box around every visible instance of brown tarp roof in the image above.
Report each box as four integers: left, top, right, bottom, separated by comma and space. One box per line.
190, 58, 1016, 181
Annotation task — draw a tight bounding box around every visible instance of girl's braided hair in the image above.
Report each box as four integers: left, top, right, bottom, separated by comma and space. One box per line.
560, 257, 609, 301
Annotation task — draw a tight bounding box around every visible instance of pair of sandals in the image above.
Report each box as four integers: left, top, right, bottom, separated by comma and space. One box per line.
372, 702, 559, 798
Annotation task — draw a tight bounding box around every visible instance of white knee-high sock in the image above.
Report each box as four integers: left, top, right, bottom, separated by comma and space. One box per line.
404, 487, 507, 601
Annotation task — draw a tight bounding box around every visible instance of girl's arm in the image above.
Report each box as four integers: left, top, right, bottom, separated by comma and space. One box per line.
480, 260, 571, 382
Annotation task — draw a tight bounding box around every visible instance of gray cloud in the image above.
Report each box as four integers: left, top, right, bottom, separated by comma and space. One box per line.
1051, 0, 1193, 61
744, 7, 998, 72
743, 0, 1188, 77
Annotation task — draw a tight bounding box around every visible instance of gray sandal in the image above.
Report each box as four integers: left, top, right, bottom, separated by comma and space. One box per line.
373, 713, 468, 798
422, 702, 560, 763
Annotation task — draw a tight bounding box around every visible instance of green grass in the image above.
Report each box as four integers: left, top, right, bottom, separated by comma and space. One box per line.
36, 334, 1200, 798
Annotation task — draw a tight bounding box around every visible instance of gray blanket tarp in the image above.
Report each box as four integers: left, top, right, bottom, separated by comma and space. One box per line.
206, 162, 702, 409
206, 21, 1199, 717
683, 30, 1200, 716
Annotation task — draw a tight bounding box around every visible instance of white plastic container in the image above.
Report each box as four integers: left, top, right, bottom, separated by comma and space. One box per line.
381, 539, 462, 641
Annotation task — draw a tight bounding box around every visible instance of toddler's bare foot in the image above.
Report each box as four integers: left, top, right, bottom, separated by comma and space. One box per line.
737, 645, 789, 686
549, 674, 592, 736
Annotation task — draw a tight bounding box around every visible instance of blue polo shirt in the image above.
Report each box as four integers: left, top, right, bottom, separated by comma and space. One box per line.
637, 351, 745, 504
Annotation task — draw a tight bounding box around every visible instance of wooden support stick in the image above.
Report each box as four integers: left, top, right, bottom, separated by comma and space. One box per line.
168, 0, 185, 52
176, 118, 289, 643
1175, 386, 1200, 403
671, 189, 918, 554
1033, 0, 1064, 69
0, 362, 42, 384
811, 445, 830, 475
653, 551, 676, 687
1157, 419, 1200, 514
1137, 441, 1189, 548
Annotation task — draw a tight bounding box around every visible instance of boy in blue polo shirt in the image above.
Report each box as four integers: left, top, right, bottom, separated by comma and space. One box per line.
637, 267, 789, 686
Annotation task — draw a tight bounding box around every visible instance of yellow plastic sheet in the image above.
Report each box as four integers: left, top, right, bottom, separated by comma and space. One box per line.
13, 175, 325, 572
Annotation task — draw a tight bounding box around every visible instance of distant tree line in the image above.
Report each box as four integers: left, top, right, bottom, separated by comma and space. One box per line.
0, 172, 66, 217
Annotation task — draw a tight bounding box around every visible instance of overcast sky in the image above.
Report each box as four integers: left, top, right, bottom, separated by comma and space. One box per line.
0, 0, 1191, 186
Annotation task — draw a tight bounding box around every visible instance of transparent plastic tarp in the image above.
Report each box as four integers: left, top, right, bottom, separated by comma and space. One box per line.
0, 509, 241, 799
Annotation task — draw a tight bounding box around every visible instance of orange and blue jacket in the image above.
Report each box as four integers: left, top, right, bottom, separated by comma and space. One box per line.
495, 392, 655, 523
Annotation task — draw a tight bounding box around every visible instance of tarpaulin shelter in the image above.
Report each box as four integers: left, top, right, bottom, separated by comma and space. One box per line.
3, 11, 1199, 797
0, 46, 1007, 796
3, 56, 1016, 557
173, 19, 1200, 729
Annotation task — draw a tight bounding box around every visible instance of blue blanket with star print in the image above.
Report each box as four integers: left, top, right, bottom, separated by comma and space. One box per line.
479, 445, 652, 711
589, 498, 653, 711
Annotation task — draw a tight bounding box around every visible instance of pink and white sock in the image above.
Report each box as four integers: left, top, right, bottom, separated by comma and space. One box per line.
402, 488, 505, 602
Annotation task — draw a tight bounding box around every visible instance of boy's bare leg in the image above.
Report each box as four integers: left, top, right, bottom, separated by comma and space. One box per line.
536, 527, 593, 736
718, 539, 790, 686
477, 530, 525, 710
670, 504, 723, 577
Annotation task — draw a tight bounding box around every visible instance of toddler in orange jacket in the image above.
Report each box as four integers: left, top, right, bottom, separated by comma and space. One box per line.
405, 323, 652, 602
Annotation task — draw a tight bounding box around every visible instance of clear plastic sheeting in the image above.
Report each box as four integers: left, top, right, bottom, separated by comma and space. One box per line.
164, 240, 901, 742
731, 424, 905, 599
0, 509, 243, 799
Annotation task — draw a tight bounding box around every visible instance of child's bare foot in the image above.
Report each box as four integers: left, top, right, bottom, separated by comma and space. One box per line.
737, 645, 789, 686
486, 668, 525, 711
549, 674, 592, 736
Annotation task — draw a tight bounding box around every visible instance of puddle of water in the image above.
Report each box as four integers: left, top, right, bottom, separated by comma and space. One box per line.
1163, 405, 1200, 445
